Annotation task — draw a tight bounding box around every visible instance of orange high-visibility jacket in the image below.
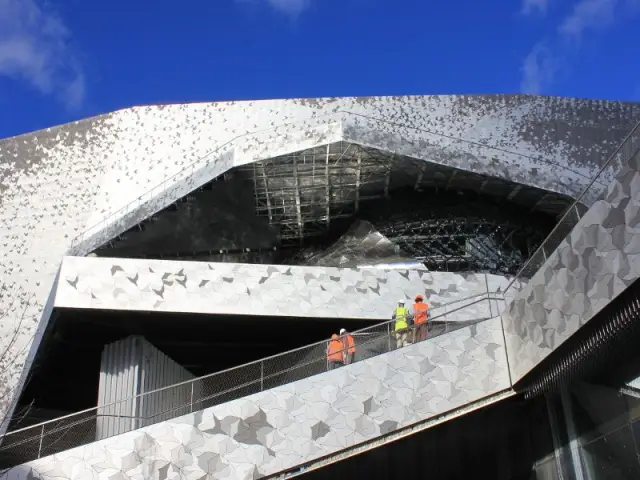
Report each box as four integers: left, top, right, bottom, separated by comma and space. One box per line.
327, 335, 344, 362
343, 334, 356, 354
413, 302, 429, 325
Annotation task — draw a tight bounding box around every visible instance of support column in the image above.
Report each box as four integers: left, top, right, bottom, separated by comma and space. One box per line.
560, 387, 587, 480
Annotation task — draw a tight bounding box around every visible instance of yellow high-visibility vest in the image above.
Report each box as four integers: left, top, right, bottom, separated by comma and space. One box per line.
394, 307, 408, 331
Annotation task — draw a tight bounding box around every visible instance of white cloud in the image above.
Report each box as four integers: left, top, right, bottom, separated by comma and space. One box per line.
520, 43, 558, 94
522, 0, 550, 15
559, 0, 617, 39
0, 0, 85, 108
519, 0, 627, 94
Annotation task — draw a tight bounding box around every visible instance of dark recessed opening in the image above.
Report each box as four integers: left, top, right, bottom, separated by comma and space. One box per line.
89, 143, 569, 276
11, 308, 374, 429
292, 393, 554, 480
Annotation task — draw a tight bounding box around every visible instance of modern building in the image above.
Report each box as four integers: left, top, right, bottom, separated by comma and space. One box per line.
0, 95, 639, 479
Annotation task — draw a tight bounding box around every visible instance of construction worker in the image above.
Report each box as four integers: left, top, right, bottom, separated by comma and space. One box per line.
340, 328, 356, 365
392, 299, 411, 348
327, 334, 344, 370
412, 294, 429, 343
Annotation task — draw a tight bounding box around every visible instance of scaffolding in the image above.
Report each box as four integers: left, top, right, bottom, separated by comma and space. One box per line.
376, 216, 543, 275
240, 142, 394, 244
93, 141, 567, 275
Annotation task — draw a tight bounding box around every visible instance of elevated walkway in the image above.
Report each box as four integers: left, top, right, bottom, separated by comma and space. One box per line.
278, 120, 640, 477
501, 121, 640, 385
0, 292, 509, 479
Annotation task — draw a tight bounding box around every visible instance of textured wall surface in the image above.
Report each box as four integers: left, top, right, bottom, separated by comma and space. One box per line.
0, 94, 637, 432
0, 317, 509, 480
97, 336, 198, 440
502, 150, 640, 382
54, 256, 509, 319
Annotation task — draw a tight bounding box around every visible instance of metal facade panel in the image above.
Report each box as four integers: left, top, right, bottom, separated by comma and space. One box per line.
137, 338, 195, 427
0, 94, 637, 431
502, 151, 640, 382
97, 336, 195, 440
0, 317, 510, 480
96, 336, 140, 440
55, 256, 509, 320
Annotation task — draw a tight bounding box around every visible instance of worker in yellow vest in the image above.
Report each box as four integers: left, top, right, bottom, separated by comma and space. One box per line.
392, 299, 411, 349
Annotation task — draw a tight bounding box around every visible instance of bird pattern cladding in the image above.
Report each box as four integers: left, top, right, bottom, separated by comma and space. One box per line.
502, 147, 640, 382
0, 94, 637, 434
0, 318, 510, 480
55, 256, 510, 320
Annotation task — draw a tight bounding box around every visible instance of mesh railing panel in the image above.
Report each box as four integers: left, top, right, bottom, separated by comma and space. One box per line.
0, 292, 502, 466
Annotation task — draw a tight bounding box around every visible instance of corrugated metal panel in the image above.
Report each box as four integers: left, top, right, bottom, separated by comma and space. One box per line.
96, 335, 140, 440
96, 336, 196, 440
138, 339, 196, 427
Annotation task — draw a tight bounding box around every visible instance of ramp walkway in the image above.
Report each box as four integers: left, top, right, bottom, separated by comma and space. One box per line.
0, 291, 508, 479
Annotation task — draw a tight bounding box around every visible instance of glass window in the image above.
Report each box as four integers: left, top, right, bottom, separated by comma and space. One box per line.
580, 425, 640, 479
625, 392, 640, 422
570, 383, 630, 445
533, 455, 562, 480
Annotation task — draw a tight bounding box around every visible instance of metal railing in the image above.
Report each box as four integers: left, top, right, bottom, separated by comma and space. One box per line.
67, 109, 610, 255
503, 120, 640, 294
0, 291, 504, 466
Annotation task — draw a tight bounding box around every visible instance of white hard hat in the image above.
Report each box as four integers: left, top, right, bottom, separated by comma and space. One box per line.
340, 328, 346, 335
398, 299, 405, 304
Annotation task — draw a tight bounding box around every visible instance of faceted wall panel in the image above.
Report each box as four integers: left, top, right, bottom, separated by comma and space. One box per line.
502, 151, 640, 382
0, 317, 510, 480
0, 94, 637, 432
55, 256, 510, 320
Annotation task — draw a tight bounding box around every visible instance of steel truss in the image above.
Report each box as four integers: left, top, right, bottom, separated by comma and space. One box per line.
376, 216, 544, 275
239, 142, 394, 244
93, 142, 560, 275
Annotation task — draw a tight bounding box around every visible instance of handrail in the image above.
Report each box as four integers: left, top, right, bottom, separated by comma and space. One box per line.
0, 289, 503, 441
21, 309, 494, 433
503, 119, 640, 293
44, 312, 497, 429
68, 108, 610, 253
0, 298, 503, 463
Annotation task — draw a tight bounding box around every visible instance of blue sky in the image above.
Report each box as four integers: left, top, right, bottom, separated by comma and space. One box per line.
0, 0, 638, 138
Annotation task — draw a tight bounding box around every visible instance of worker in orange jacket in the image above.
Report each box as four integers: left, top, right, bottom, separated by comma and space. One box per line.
340, 328, 356, 364
412, 294, 430, 343
327, 334, 345, 370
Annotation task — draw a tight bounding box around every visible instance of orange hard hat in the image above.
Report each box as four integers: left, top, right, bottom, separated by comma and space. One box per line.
415, 295, 424, 301
331, 334, 339, 339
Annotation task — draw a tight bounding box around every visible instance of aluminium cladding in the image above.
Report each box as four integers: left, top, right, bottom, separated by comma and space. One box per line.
0, 94, 639, 434
0, 317, 510, 480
